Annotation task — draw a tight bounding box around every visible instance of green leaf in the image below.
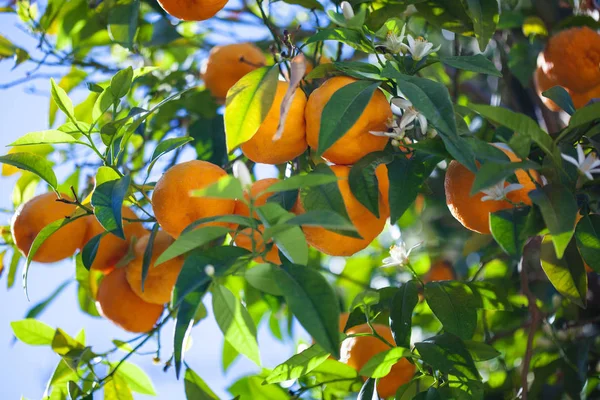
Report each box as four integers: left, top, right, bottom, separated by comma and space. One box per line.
415, 333, 480, 380
282, 0, 323, 10
104, 375, 134, 400
108, 0, 140, 50
190, 175, 245, 200
141, 224, 159, 291
51, 328, 83, 355
390, 280, 419, 348
471, 160, 540, 195
92, 88, 116, 122
147, 137, 194, 176
284, 210, 358, 235
317, 80, 381, 156
425, 281, 479, 340
7, 250, 21, 289
440, 54, 501, 76
490, 207, 529, 257
111, 361, 156, 395
110, 67, 134, 99
184, 368, 219, 400
568, 102, 600, 131
95, 166, 121, 186
11, 319, 55, 345
266, 173, 338, 193
265, 344, 330, 384
9, 130, 79, 146
90, 174, 131, 239
306, 28, 374, 53
529, 183, 578, 258
388, 152, 441, 221
468, 281, 512, 311
357, 378, 377, 400
245, 263, 284, 296
358, 347, 411, 378
174, 285, 209, 378
81, 233, 104, 271
469, 103, 559, 164
224, 65, 279, 152
274, 261, 340, 358
256, 203, 309, 265
24, 280, 71, 320
575, 214, 600, 272
172, 246, 249, 306
349, 152, 393, 218
464, 340, 501, 361
0, 152, 57, 189
50, 78, 76, 123
542, 86, 575, 115
155, 226, 230, 266
212, 284, 260, 365
463, 0, 499, 51
540, 236, 587, 308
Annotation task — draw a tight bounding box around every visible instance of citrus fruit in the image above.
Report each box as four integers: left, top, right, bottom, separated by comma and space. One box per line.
203, 43, 266, 100
305, 76, 391, 165
125, 230, 184, 304
240, 81, 308, 165
96, 268, 164, 333
152, 160, 236, 238
157, 0, 227, 21
11, 192, 88, 263
424, 260, 455, 282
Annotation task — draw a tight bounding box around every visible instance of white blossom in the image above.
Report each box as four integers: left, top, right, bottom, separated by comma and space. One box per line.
232, 160, 253, 189
392, 97, 428, 134
381, 240, 422, 268
561, 144, 600, 180
369, 118, 406, 140
382, 25, 407, 54
480, 179, 523, 202
204, 264, 215, 277
340, 1, 354, 20
402, 35, 441, 61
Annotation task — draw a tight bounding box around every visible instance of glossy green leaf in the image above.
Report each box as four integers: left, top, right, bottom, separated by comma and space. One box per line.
542, 86, 575, 115
174, 285, 208, 378
81, 232, 104, 271
0, 152, 57, 189
415, 333, 480, 380
111, 361, 156, 395
357, 378, 377, 400
425, 281, 479, 340
9, 130, 79, 146
11, 319, 55, 346
141, 224, 159, 291
190, 175, 245, 200
575, 214, 600, 272
265, 344, 330, 383
245, 263, 284, 296
359, 347, 411, 378
184, 367, 219, 400
91, 174, 131, 239
212, 284, 260, 365
146, 137, 194, 176
464, 340, 501, 361
155, 226, 230, 266
110, 67, 134, 99
266, 173, 338, 193
464, 0, 499, 50
306, 28, 374, 53
390, 280, 419, 348
256, 203, 309, 265
440, 54, 501, 76
349, 151, 393, 218
103, 375, 134, 400
224, 65, 279, 151
50, 78, 76, 123
108, 0, 139, 50
490, 207, 529, 257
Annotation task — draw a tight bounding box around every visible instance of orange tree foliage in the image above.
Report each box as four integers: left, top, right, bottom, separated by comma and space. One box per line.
1, 0, 600, 399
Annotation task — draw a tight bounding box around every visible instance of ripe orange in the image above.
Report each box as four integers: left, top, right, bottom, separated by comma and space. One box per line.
96, 268, 164, 333
305, 76, 391, 165
11, 192, 88, 263
157, 0, 227, 21
341, 321, 415, 398
152, 160, 236, 238
240, 81, 308, 165
125, 231, 184, 304
83, 207, 147, 273
295, 164, 389, 256
535, 27, 600, 111
232, 178, 282, 264
424, 260, 455, 282
202, 43, 267, 100
445, 144, 540, 235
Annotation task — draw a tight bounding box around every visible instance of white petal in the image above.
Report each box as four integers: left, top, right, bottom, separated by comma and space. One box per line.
417, 113, 428, 134
400, 112, 417, 130
481, 194, 495, 202
369, 130, 389, 137
407, 34, 416, 49
503, 183, 524, 194
561, 153, 581, 167
585, 171, 594, 180
422, 42, 433, 53
340, 1, 354, 20
233, 160, 253, 189
576, 144, 586, 164
431, 44, 442, 53
392, 97, 413, 109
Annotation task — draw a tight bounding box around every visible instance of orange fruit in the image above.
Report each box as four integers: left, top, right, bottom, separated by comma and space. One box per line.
232, 178, 282, 264
152, 160, 236, 238
11, 192, 88, 263
295, 164, 389, 256
444, 144, 540, 235
203, 43, 267, 100
125, 231, 184, 304
96, 268, 164, 333
156, 0, 227, 21
305, 76, 392, 165
83, 207, 147, 273
341, 322, 415, 398
424, 260, 455, 282
535, 27, 600, 111
240, 81, 308, 164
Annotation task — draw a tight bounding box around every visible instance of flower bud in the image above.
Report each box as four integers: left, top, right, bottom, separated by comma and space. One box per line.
232, 160, 252, 189
340, 1, 354, 20
204, 264, 215, 277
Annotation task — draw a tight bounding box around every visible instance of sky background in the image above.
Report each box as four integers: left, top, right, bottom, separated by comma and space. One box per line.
0, 12, 305, 399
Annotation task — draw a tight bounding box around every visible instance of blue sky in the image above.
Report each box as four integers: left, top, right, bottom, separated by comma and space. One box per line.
0, 13, 302, 399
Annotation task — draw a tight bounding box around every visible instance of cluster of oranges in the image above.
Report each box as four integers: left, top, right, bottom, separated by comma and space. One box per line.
535, 26, 600, 111
10, 193, 184, 333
